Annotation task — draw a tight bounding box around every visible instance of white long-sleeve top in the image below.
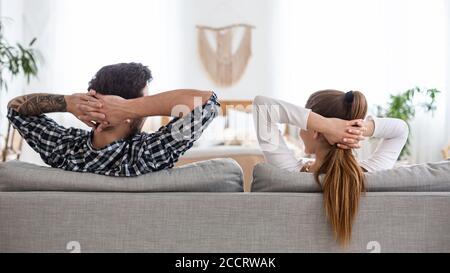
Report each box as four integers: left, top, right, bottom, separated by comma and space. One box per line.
253, 96, 409, 173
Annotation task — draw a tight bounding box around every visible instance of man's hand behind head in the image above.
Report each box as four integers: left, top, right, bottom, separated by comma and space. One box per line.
77, 90, 134, 132
67, 92, 106, 129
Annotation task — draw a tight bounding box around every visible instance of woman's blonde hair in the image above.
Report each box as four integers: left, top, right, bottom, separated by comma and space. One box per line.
305, 90, 368, 246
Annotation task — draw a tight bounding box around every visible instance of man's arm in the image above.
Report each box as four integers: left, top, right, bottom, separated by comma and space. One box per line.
6, 94, 72, 165
130, 89, 214, 118
8, 93, 105, 128
78, 89, 215, 126
6, 93, 109, 165
7, 94, 67, 116
131, 91, 220, 171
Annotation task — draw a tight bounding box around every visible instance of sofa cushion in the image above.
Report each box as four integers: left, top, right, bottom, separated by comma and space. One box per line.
0, 159, 244, 192
251, 160, 450, 192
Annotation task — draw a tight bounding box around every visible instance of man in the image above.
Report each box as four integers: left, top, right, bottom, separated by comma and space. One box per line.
7, 62, 220, 176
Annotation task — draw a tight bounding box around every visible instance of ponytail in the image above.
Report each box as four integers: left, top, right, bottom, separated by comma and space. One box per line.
306, 89, 368, 247
315, 147, 366, 246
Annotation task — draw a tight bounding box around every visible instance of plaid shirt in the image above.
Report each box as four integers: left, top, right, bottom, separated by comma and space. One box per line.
7, 93, 220, 177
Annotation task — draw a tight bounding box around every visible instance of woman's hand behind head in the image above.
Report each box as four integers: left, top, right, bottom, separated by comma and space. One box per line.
323, 118, 366, 149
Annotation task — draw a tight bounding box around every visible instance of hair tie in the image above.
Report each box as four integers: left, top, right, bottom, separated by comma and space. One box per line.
344, 91, 354, 103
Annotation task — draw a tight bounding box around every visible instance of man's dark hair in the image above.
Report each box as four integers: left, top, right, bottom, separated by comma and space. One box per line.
88, 63, 153, 99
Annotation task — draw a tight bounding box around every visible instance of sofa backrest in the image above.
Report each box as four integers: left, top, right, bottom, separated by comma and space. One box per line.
252, 160, 450, 192
0, 159, 244, 192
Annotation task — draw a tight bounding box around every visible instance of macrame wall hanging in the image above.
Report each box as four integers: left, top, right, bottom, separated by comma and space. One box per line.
197, 24, 255, 87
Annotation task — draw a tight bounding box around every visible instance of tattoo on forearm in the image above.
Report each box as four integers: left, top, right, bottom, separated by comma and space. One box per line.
7, 94, 67, 116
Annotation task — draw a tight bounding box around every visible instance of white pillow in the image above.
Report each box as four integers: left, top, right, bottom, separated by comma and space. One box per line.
226, 108, 258, 145
195, 116, 226, 147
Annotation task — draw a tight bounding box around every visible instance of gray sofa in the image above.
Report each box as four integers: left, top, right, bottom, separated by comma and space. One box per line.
0, 159, 449, 253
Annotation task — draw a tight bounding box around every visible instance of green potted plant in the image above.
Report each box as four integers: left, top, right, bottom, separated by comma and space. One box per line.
376, 87, 440, 160
0, 18, 40, 159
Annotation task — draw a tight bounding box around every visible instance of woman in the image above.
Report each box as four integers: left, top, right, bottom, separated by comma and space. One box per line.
253, 90, 409, 246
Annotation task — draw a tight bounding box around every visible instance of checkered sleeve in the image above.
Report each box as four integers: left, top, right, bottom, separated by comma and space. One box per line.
7, 108, 71, 164
142, 92, 220, 171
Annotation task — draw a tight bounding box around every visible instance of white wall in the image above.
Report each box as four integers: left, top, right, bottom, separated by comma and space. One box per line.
173, 0, 277, 100
446, 0, 450, 150
22, 0, 177, 94
15, 0, 280, 164
1, 0, 448, 164
19, 0, 180, 164
21, 0, 276, 101
0, 0, 25, 141
274, 0, 448, 163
